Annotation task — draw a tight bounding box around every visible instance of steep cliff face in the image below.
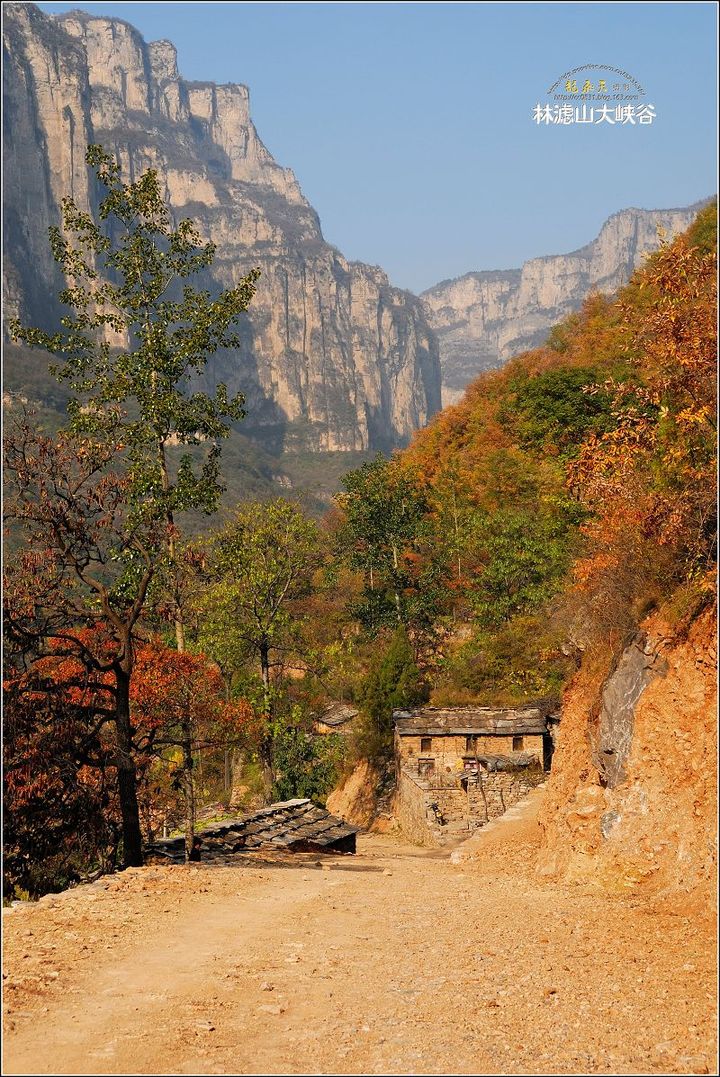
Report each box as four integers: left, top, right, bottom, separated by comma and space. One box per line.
537, 606, 717, 899
423, 204, 707, 403
3, 4, 440, 451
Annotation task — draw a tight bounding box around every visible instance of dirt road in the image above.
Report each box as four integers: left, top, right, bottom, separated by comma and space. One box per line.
3, 793, 716, 1075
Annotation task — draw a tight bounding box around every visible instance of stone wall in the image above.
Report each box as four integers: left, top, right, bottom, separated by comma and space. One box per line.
393, 765, 545, 846
393, 770, 442, 848
430, 769, 545, 829
399, 733, 545, 772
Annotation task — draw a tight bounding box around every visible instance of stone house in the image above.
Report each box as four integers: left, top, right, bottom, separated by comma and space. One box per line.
394, 704, 556, 776
313, 702, 358, 736
392, 703, 559, 845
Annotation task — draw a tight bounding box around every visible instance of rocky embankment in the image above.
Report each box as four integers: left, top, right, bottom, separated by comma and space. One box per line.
3, 3, 440, 451
326, 759, 395, 831
537, 605, 717, 899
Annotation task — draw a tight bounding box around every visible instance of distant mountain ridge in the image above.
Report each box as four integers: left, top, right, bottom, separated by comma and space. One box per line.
422, 200, 710, 403
2, 3, 440, 452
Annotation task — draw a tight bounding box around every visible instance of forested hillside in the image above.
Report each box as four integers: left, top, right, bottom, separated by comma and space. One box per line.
399, 201, 716, 705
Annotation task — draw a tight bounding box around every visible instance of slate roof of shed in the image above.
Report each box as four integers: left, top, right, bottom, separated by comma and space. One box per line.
316, 702, 359, 727
393, 703, 558, 737
147, 799, 358, 862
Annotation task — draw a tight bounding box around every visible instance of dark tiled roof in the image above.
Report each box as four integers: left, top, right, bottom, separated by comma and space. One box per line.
147, 799, 358, 862
316, 702, 359, 727
393, 703, 558, 737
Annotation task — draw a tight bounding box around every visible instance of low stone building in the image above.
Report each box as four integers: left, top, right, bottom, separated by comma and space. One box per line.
313, 702, 359, 736
392, 703, 559, 845
394, 704, 556, 776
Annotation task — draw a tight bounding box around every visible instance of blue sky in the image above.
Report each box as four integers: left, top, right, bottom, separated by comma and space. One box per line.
37, 2, 717, 292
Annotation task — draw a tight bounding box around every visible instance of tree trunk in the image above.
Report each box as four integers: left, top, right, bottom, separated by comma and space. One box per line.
223, 673, 232, 794
163, 444, 195, 864
115, 667, 143, 868
391, 544, 402, 623
181, 716, 196, 863
175, 639, 195, 863
230, 749, 246, 810
259, 639, 274, 798
259, 738, 274, 800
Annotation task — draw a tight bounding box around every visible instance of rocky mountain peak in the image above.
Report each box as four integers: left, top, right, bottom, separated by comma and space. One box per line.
423, 200, 710, 404
147, 39, 178, 83
3, 3, 440, 452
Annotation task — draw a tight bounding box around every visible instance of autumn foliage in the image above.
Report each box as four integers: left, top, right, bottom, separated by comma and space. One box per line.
396, 201, 717, 692
571, 219, 716, 600
3, 631, 254, 897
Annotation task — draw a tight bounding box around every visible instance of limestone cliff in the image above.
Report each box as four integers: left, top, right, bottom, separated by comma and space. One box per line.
423, 203, 708, 403
536, 605, 717, 899
3, 4, 440, 451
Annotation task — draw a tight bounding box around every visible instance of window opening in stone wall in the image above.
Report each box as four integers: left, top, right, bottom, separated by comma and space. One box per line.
512, 736, 524, 751
420, 737, 432, 753
466, 735, 478, 752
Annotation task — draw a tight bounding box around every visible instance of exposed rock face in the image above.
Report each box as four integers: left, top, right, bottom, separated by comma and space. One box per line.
3, 4, 440, 451
423, 203, 707, 403
590, 633, 668, 790
537, 606, 717, 898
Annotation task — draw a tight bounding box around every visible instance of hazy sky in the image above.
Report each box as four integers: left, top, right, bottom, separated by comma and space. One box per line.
37, 2, 717, 292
